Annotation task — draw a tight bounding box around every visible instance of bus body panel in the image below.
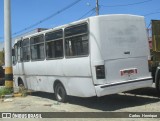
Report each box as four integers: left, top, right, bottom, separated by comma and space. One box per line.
100, 16, 149, 60
104, 57, 150, 84
89, 15, 152, 88
62, 57, 91, 77
14, 75, 96, 97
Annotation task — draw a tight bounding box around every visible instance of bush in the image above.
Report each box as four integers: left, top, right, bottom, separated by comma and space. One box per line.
0, 87, 13, 97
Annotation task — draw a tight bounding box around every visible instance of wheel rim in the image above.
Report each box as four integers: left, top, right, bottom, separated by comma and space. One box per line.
56, 86, 65, 101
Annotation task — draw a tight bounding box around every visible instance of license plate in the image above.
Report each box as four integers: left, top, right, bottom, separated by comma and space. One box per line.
120, 68, 137, 76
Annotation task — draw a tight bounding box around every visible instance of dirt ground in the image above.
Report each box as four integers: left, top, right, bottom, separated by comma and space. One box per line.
0, 86, 160, 121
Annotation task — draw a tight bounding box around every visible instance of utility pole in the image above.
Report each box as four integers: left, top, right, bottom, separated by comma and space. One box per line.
4, 0, 13, 88
96, 0, 99, 15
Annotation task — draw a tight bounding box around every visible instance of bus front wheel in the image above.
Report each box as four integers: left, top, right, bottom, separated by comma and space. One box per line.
54, 83, 67, 102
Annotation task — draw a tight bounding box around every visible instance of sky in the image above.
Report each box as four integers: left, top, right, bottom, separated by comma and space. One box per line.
0, 0, 160, 47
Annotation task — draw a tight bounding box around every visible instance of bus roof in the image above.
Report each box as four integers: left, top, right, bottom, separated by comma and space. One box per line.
13, 14, 144, 44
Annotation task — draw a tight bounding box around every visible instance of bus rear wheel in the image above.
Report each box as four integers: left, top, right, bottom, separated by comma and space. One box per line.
156, 75, 160, 93
54, 83, 67, 102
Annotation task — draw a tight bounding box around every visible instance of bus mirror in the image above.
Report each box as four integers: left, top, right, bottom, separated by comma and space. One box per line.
12, 49, 15, 56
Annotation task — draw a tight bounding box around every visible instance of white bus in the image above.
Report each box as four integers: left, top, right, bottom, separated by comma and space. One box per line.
13, 14, 153, 102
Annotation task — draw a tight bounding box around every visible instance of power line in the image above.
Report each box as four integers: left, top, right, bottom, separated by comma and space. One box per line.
90, 6, 101, 17
144, 11, 160, 28
147, 22, 151, 29
78, 7, 96, 20
89, 9, 97, 17
12, 0, 83, 37
78, 6, 100, 20
100, 0, 153, 7
78, 0, 101, 20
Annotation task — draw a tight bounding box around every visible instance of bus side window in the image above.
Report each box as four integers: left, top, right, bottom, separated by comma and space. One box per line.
13, 44, 18, 65
45, 30, 63, 59
65, 23, 89, 57
22, 38, 30, 61
17, 40, 22, 62
30, 35, 45, 60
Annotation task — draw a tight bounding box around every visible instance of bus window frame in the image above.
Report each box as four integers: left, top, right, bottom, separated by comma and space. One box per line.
17, 40, 23, 63
64, 22, 89, 58
45, 29, 64, 60
22, 38, 30, 62
30, 34, 45, 61
13, 43, 18, 65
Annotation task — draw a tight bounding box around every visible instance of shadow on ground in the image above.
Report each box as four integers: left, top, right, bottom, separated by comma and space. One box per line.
30, 87, 160, 111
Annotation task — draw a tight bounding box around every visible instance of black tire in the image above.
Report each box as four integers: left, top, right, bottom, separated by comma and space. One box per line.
156, 73, 160, 92
18, 78, 24, 87
54, 83, 67, 102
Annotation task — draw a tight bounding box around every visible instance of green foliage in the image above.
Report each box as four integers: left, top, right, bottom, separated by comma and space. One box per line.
0, 51, 4, 66
0, 87, 13, 97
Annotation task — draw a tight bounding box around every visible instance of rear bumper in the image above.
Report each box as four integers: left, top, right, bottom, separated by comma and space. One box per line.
95, 77, 153, 97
